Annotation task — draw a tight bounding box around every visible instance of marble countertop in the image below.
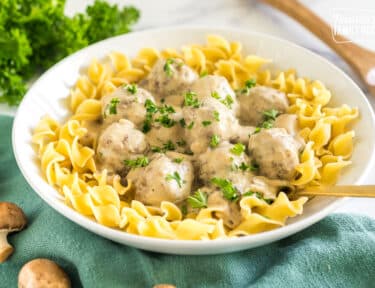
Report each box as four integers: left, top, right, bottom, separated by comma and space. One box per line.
2, 0, 375, 217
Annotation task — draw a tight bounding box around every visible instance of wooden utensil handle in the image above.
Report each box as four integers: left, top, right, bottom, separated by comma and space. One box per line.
261, 0, 371, 73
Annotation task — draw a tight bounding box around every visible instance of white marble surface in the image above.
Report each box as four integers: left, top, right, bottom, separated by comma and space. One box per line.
2, 0, 375, 216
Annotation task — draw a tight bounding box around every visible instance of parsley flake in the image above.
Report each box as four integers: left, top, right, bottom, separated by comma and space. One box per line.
211, 178, 239, 201
144, 99, 158, 113
210, 135, 220, 148
187, 121, 195, 129
173, 158, 184, 164
107, 97, 120, 115
163, 140, 176, 151
124, 156, 149, 168
184, 91, 200, 108
250, 162, 259, 172
253, 109, 280, 133
230, 143, 245, 156
263, 109, 279, 121
155, 114, 176, 128
202, 120, 212, 127
211, 91, 221, 99
163, 58, 174, 77
166, 171, 184, 188
200, 71, 208, 78
176, 140, 186, 147
188, 190, 208, 209
213, 110, 220, 121
243, 191, 273, 204
221, 94, 234, 109
124, 83, 137, 94
179, 118, 186, 128
241, 78, 256, 93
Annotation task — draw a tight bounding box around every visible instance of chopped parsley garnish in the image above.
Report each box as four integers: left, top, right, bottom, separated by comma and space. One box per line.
187, 121, 195, 129
163, 58, 174, 77
173, 158, 184, 164
143, 100, 176, 132
151, 146, 161, 153
184, 91, 200, 108
107, 97, 120, 115
163, 140, 176, 151
230, 143, 245, 155
179, 118, 186, 128
181, 204, 188, 215
151, 140, 176, 153
154, 114, 176, 128
221, 94, 234, 109
241, 78, 256, 93
165, 171, 184, 188
187, 190, 208, 209
142, 114, 153, 133
250, 162, 259, 172
254, 109, 280, 133
124, 156, 149, 168
243, 191, 273, 204
261, 120, 274, 129
200, 70, 208, 78
211, 178, 239, 201
144, 99, 158, 113
213, 110, 220, 121
263, 109, 279, 121
202, 120, 212, 127
159, 104, 175, 114
210, 135, 220, 148
176, 140, 186, 147
239, 162, 249, 171
124, 83, 137, 94
211, 91, 220, 99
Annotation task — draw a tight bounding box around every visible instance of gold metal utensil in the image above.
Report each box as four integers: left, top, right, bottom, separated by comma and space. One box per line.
295, 185, 375, 198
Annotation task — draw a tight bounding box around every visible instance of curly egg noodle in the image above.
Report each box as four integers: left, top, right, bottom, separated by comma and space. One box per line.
32, 35, 358, 240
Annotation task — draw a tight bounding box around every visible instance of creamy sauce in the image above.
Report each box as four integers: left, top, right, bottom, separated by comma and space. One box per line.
86, 58, 305, 228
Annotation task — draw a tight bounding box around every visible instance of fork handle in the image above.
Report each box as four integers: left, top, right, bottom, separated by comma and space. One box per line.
297, 185, 375, 198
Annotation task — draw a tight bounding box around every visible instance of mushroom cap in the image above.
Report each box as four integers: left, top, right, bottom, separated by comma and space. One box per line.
153, 285, 176, 288
0, 202, 27, 231
18, 259, 71, 288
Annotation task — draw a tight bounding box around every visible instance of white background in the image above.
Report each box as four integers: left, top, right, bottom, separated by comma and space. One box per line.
2, 0, 375, 217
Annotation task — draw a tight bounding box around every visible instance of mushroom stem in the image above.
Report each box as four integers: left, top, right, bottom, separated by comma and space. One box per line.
0, 230, 13, 263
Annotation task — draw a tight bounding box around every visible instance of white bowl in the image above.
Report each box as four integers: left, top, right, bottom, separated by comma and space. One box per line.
12, 27, 375, 255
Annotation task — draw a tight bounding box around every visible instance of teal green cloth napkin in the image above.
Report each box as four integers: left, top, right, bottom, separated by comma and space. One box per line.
1, 114, 375, 288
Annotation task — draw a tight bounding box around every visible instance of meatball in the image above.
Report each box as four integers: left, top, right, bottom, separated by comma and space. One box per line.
195, 186, 242, 229
237, 86, 289, 125
127, 153, 194, 206
96, 119, 148, 173
182, 97, 239, 154
140, 58, 198, 99
248, 128, 300, 180
190, 75, 239, 114
197, 141, 253, 194
101, 85, 155, 128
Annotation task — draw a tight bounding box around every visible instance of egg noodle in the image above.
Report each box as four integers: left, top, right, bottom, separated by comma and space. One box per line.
32, 35, 358, 240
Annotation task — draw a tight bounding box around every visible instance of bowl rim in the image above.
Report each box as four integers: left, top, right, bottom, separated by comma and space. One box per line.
12, 25, 375, 251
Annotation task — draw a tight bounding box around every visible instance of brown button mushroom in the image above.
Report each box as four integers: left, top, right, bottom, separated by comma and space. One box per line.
18, 258, 71, 288
153, 285, 176, 288
0, 202, 27, 263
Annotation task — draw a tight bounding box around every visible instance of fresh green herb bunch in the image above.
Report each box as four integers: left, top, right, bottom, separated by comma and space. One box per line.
0, 0, 140, 106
